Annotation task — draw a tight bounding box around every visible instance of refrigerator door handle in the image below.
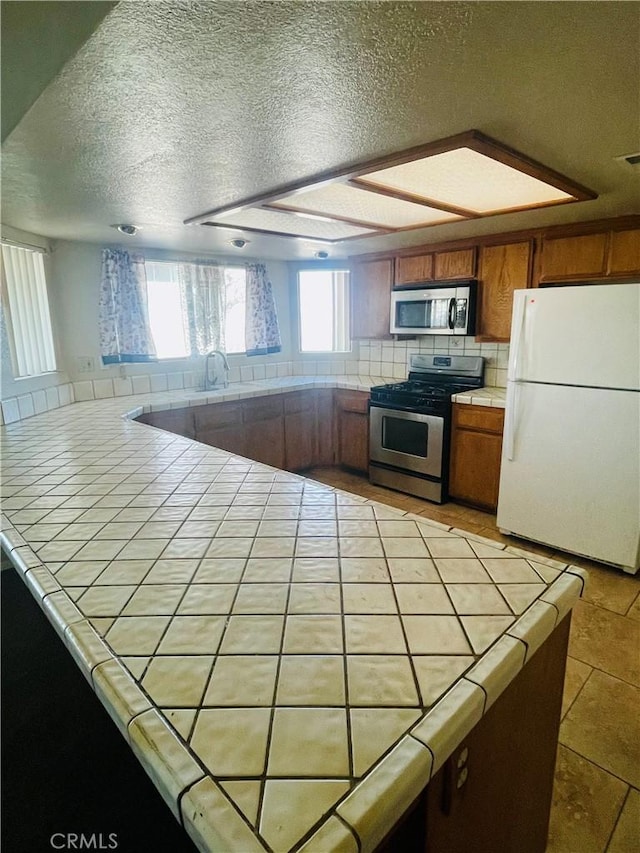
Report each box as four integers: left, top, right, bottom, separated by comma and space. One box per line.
508, 292, 527, 382
504, 382, 518, 461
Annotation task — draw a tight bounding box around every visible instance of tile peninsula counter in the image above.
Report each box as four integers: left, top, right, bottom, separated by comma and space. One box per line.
0, 376, 584, 853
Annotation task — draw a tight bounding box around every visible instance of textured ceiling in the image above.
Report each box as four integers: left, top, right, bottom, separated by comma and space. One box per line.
1, 1, 639, 260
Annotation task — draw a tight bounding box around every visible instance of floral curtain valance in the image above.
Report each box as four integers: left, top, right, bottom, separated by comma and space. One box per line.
99, 249, 157, 364
245, 263, 282, 356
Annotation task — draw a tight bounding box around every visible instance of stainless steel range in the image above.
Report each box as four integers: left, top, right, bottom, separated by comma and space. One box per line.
369, 353, 485, 503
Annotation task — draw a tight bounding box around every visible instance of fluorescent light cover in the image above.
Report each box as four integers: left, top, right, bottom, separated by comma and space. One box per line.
359, 147, 574, 213
272, 183, 462, 227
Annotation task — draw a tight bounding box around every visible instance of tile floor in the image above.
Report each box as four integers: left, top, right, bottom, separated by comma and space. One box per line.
305, 467, 640, 853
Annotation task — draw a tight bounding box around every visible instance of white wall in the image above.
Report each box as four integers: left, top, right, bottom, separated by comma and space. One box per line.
51, 239, 294, 385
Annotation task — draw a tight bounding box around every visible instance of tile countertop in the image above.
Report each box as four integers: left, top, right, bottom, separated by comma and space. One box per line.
0, 375, 584, 853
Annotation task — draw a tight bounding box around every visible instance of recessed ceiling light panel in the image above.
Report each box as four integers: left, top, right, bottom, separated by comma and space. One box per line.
270, 183, 462, 228
186, 130, 596, 241
206, 206, 377, 242
357, 148, 574, 214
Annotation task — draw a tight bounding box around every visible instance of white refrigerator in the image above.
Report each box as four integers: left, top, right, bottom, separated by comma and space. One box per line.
497, 283, 640, 574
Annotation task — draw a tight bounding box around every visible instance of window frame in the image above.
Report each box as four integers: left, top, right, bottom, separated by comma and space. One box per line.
296, 264, 352, 355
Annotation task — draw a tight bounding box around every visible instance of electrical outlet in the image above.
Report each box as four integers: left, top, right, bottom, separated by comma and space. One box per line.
77, 356, 95, 373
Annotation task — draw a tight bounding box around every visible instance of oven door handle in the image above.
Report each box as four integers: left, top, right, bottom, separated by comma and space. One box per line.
448, 298, 457, 330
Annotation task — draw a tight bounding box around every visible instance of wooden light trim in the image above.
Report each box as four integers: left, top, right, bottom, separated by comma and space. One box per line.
186, 130, 597, 241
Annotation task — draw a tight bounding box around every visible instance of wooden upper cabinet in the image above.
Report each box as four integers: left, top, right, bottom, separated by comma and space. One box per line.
434, 248, 476, 280
608, 228, 640, 276
477, 241, 532, 342
394, 253, 434, 286
351, 258, 393, 339
538, 232, 608, 282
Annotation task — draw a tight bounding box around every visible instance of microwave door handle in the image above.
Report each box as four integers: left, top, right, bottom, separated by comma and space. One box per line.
448, 298, 456, 330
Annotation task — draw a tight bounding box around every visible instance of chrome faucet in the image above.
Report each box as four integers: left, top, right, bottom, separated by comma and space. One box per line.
205, 350, 230, 389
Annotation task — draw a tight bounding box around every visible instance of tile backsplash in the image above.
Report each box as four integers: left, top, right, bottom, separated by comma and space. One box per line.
1, 342, 506, 426
357, 337, 509, 387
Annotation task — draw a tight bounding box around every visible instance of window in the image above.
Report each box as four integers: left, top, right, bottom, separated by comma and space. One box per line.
1, 243, 57, 378
298, 269, 350, 353
145, 261, 247, 358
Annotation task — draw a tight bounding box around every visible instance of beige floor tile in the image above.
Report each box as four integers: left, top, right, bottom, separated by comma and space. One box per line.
546, 745, 627, 853
561, 656, 593, 719
560, 670, 640, 788
607, 787, 640, 853
233, 582, 289, 614
579, 564, 640, 615
627, 592, 640, 623
288, 583, 341, 614
569, 600, 640, 687
76, 584, 137, 617
122, 584, 185, 616
395, 583, 454, 615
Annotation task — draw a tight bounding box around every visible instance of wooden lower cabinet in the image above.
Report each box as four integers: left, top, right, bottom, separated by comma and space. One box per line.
194, 402, 246, 457
136, 407, 196, 439
136, 389, 370, 473
284, 391, 319, 472
449, 404, 504, 511
240, 396, 285, 469
334, 389, 370, 474
378, 615, 570, 853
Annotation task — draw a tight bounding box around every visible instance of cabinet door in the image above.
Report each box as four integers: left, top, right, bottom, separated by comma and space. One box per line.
351, 259, 393, 339
538, 232, 608, 282
243, 396, 285, 469
335, 390, 369, 473
136, 407, 195, 439
194, 402, 246, 455
608, 227, 640, 276
284, 391, 317, 472
315, 389, 336, 466
395, 254, 434, 286
424, 617, 570, 853
434, 248, 476, 280
477, 241, 532, 342
449, 405, 504, 511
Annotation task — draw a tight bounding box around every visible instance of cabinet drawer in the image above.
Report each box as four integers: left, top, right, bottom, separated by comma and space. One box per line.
242, 396, 284, 422
453, 404, 504, 434
335, 390, 369, 414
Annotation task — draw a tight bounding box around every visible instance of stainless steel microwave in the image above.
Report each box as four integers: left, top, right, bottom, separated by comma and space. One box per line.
390, 281, 477, 336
